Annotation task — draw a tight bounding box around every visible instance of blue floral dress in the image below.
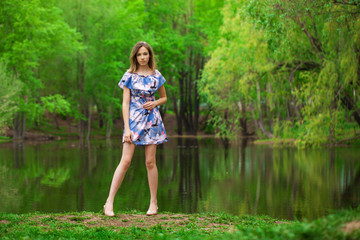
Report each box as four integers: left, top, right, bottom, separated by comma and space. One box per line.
118, 70, 168, 145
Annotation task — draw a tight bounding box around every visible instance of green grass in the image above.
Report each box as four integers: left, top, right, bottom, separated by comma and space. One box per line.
0, 136, 11, 143
1, 208, 359, 239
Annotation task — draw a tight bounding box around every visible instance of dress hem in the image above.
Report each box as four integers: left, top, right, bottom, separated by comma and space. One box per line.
122, 139, 168, 146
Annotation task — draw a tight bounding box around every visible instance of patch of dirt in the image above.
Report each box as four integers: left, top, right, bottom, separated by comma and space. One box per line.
342, 220, 360, 234
275, 221, 290, 224
0, 220, 10, 224
32, 213, 233, 231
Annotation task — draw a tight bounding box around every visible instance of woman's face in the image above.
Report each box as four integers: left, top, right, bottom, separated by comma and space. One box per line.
136, 46, 150, 66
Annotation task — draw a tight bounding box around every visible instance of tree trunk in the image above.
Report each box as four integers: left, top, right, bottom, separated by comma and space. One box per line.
13, 95, 27, 140
341, 91, 360, 127
13, 112, 25, 140
86, 102, 92, 141
159, 105, 167, 120
79, 119, 86, 139
105, 88, 117, 139
171, 92, 182, 135
256, 80, 274, 138
188, 50, 194, 134
221, 109, 230, 146
105, 103, 113, 140
193, 55, 203, 135
54, 114, 59, 130
97, 103, 104, 129
77, 52, 86, 139
106, 119, 112, 140
238, 100, 249, 136
251, 108, 260, 136
179, 71, 186, 134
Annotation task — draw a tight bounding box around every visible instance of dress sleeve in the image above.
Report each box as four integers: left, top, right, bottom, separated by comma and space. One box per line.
157, 71, 166, 90
118, 72, 132, 90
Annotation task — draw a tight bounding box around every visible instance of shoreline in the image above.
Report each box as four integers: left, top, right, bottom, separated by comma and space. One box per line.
1, 134, 358, 147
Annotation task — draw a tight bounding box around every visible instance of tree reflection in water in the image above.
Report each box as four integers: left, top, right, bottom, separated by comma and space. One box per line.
13, 141, 25, 168
0, 138, 359, 220
177, 138, 201, 213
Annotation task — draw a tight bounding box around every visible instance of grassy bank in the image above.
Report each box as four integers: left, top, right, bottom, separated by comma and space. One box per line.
1, 209, 360, 239
0, 136, 11, 143
254, 135, 360, 147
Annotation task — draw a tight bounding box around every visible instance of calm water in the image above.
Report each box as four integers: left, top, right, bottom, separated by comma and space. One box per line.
0, 137, 359, 220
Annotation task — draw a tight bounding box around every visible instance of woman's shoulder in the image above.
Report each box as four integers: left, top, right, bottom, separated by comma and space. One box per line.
125, 69, 132, 75
153, 69, 163, 77
153, 69, 166, 86
122, 70, 137, 79
118, 70, 134, 89
121, 70, 131, 76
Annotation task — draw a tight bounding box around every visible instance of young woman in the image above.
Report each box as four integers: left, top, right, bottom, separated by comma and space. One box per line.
104, 41, 168, 216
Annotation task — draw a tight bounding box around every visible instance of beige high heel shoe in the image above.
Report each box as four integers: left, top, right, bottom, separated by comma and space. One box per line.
103, 203, 115, 217
146, 206, 158, 216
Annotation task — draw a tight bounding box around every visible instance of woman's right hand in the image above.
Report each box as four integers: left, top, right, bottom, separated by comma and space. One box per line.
124, 129, 132, 143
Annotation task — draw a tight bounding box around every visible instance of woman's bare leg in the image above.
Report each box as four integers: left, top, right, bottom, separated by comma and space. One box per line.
145, 144, 158, 215
104, 142, 136, 216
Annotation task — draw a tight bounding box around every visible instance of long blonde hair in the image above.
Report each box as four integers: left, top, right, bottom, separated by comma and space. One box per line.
128, 41, 156, 73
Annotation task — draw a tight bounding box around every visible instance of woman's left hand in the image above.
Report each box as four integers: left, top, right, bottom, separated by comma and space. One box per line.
143, 101, 157, 110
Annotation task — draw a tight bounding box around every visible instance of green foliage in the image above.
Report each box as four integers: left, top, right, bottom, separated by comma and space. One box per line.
41, 94, 71, 116
0, 0, 81, 131
40, 167, 70, 187
1, 0, 359, 143
199, 0, 360, 145
0, 60, 23, 134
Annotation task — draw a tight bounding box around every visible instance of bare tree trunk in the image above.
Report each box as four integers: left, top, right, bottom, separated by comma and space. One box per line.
193, 55, 203, 135
251, 108, 260, 136
179, 71, 186, 134
105, 121, 112, 139
75, 2, 87, 139
171, 92, 182, 135
105, 102, 114, 140
86, 101, 92, 141
105, 88, 117, 139
13, 112, 25, 140
53, 114, 59, 130
221, 109, 230, 146
96, 101, 104, 129
105, 104, 113, 140
77, 53, 86, 139
13, 95, 27, 140
238, 100, 249, 136
79, 119, 86, 139
256, 80, 274, 138
188, 50, 194, 134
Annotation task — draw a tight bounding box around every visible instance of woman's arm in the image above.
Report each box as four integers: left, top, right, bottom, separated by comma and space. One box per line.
122, 86, 132, 142
143, 85, 167, 110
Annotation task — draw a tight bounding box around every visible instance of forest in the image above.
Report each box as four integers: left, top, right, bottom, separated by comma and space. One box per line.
0, 0, 359, 146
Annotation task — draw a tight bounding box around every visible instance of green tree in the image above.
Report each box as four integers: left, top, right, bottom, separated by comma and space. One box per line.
0, 61, 23, 134
0, 0, 80, 139
145, 0, 224, 135
200, 0, 360, 146
57, 0, 150, 140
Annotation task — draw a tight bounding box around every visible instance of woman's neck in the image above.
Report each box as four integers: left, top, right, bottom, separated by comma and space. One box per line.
136, 65, 153, 75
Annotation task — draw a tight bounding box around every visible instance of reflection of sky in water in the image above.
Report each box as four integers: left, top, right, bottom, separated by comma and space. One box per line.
0, 138, 359, 220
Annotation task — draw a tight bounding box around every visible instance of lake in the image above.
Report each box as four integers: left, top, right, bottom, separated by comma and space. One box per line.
0, 137, 359, 220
